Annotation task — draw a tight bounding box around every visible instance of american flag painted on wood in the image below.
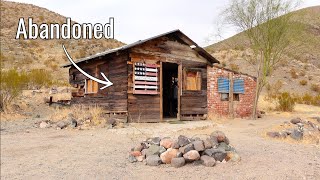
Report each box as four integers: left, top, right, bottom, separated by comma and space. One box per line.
133, 62, 159, 95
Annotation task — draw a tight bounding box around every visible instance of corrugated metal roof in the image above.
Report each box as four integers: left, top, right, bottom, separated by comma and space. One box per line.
61, 29, 219, 67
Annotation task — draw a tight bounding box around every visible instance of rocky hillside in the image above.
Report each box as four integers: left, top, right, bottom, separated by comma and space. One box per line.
0, 1, 124, 81
206, 6, 320, 95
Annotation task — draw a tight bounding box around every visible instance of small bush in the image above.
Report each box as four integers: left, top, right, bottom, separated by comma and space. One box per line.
28, 69, 52, 89
311, 83, 320, 93
229, 63, 239, 71
276, 92, 295, 112
299, 80, 308, 86
0, 69, 28, 111
290, 68, 298, 79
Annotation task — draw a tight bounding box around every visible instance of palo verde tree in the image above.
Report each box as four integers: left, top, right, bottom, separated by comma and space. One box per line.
222, 0, 302, 118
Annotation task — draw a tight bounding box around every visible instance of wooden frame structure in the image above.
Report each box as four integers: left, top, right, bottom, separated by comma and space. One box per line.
62, 30, 219, 122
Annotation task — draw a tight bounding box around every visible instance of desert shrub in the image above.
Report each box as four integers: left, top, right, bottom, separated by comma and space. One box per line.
229, 63, 239, 71
0, 69, 28, 111
294, 93, 320, 106
299, 80, 307, 86
276, 92, 295, 112
290, 68, 298, 79
311, 83, 320, 93
28, 69, 52, 89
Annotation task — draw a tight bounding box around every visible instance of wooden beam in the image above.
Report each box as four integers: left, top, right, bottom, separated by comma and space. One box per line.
229, 72, 234, 118
160, 62, 163, 122
178, 63, 182, 120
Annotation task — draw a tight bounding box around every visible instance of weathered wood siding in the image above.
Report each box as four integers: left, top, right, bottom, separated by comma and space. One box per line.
128, 35, 208, 122
180, 66, 207, 120
69, 52, 128, 113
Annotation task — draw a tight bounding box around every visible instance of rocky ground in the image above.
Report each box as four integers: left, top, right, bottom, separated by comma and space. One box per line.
1, 106, 320, 179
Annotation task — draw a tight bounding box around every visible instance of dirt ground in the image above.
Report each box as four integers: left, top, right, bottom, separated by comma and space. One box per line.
1, 102, 320, 180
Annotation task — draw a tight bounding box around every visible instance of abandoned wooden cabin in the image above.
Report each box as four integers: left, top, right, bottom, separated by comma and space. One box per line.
62, 29, 256, 122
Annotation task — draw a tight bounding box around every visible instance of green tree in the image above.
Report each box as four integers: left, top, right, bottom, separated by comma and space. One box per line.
222, 0, 302, 118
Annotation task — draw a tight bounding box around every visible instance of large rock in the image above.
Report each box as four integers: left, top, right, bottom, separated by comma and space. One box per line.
218, 142, 232, 151
160, 148, 179, 164
193, 140, 205, 152
203, 147, 225, 157
130, 151, 142, 157
200, 155, 216, 167
179, 143, 194, 154
290, 118, 302, 124
266, 131, 281, 138
178, 135, 191, 147
56, 121, 68, 129
146, 145, 161, 157
159, 146, 166, 154
149, 137, 161, 145
183, 150, 200, 162
203, 139, 212, 149
134, 144, 144, 152
225, 151, 241, 162
171, 157, 185, 168
70, 119, 77, 128
213, 152, 227, 162
128, 155, 137, 163
171, 140, 180, 149
136, 155, 145, 162
160, 138, 174, 149
290, 129, 303, 140
210, 131, 229, 144
146, 155, 162, 166
39, 121, 50, 128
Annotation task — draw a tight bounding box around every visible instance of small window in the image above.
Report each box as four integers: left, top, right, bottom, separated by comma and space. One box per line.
85, 79, 98, 94
233, 94, 240, 101
221, 93, 229, 101
184, 70, 201, 91
221, 93, 240, 101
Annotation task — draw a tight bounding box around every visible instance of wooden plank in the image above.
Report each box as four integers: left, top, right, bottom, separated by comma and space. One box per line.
178, 63, 182, 120
133, 90, 158, 95
134, 85, 158, 89
134, 81, 158, 85
229, 72, 234, 118
160, 62, 163, 122
135, 76, 157, 81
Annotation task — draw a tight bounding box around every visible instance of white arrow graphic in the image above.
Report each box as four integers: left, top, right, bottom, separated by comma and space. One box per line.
62, 45, 113, 90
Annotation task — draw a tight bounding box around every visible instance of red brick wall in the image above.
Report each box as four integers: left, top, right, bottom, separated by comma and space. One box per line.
207, 66, 256, 118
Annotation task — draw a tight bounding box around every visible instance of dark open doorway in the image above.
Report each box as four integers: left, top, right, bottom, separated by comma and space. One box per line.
162, 62, 178, 118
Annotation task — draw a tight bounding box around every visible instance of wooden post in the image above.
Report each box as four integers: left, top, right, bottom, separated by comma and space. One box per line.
178, 64, 182, 120
229, 72, 234, 118
160, 62, 163, 122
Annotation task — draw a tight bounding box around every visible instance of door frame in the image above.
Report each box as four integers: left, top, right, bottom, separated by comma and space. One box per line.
160, 62, 181, 121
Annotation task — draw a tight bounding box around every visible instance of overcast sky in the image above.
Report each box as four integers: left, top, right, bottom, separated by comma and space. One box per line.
8, 0, 320, 46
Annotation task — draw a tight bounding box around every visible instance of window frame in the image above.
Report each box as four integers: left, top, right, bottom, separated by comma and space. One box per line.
183, 69, 202, 91
85, 79, 98, 94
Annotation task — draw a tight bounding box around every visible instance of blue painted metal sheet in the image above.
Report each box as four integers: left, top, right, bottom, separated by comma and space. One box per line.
233, 79, 244, 94
218, 77, 229, 93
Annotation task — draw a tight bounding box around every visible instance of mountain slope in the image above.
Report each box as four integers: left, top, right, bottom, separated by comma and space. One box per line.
0, 1, 124, 81
206, 6, 320, 95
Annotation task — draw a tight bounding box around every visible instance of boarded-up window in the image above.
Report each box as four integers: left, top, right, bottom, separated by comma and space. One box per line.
218, 77, 230, 93
184, 70, 201, 91
233, 79, 244, 94
85, 79, 98, 94
218, 78, 245, 94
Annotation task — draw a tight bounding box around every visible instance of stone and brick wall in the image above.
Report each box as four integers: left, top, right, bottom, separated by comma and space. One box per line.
207, 66, 257, 118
